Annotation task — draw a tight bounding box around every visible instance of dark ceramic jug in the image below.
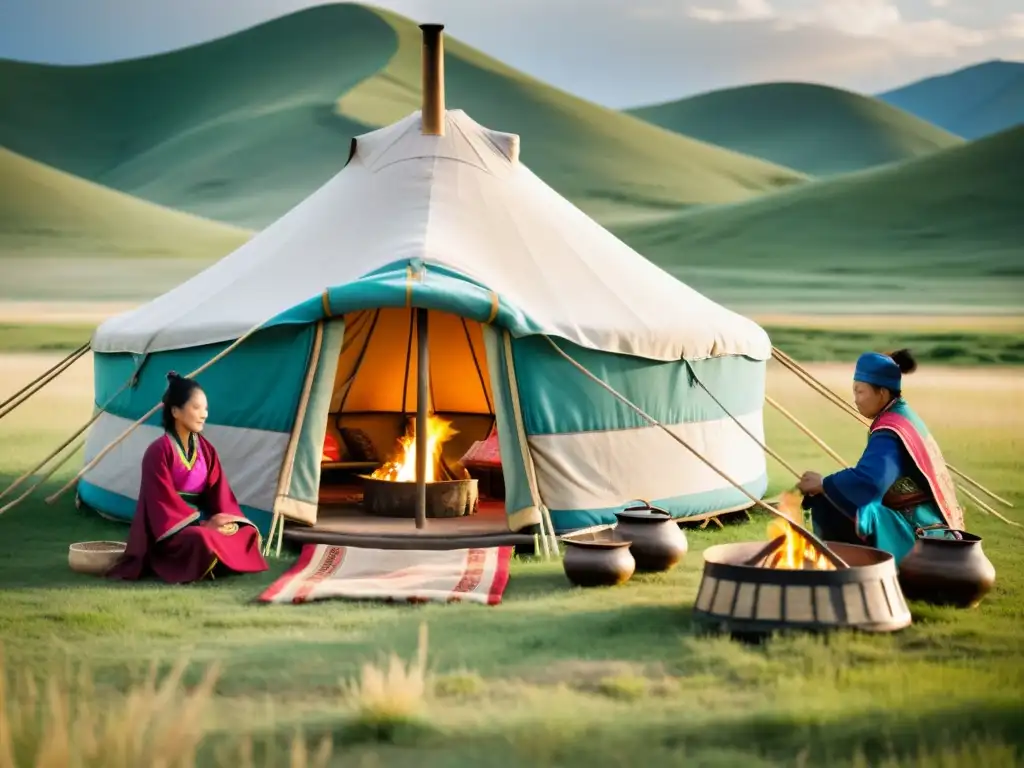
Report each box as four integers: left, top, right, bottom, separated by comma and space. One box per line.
898, 530, 996, 608
613, 502, 688, 572
562, 540, 636, 587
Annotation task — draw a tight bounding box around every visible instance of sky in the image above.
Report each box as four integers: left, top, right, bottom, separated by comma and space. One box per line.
2, 0, 1023, 107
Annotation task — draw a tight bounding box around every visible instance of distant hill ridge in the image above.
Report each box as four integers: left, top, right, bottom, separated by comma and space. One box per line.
0, 147, 250, 260
878, 59, 1024, 139
627, 82, 962, 175
614, 126, 1024, 313
0, 3, 806, 231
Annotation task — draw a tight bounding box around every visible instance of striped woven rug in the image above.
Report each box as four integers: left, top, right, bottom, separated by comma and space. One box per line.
258, 544, 513, 606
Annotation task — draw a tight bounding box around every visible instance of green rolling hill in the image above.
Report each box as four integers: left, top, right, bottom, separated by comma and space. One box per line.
0, 147, 250, 300
0, 147, 250, 259
878, 60, 1024, 140
627, 82, 962, 176
614, 126, 1024, 313
0, 4, 805, 231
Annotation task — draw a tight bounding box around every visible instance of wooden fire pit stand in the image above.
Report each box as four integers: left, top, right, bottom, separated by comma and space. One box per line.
361, 475, 479, 518
693, 540, 912, 637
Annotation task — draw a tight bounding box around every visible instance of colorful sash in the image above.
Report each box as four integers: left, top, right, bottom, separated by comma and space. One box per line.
871, 399, 964, 531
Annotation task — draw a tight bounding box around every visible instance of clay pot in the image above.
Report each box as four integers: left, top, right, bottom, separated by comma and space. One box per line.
898, 530, 996, 608
613, 504, 689, 572
562, 540, 636, 588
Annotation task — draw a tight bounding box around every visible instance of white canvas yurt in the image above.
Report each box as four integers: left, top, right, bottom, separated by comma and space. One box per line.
78, 28, 771, 540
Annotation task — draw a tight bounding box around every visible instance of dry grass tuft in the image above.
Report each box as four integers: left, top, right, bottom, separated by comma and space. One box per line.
0, 647, 218, 768
341, 622, 431, 739
227, 730, 333, 768
594, 674, 649, 702
433, 670, 485, 699
846, 739, 1021, 768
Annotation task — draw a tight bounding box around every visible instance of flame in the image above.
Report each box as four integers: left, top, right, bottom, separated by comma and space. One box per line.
764, 489, 836, 571
370, 414, 458, 483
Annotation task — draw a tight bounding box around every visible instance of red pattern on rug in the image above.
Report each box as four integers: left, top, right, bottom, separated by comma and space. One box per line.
258, 544, 513, 606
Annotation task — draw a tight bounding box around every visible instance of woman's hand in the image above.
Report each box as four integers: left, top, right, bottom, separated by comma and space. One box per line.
797, 471, 824, 496
205, 513, 236, 529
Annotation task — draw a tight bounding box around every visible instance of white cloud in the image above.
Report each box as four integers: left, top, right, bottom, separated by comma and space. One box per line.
687, 0, 1000, 58
929, 0, 950, 7
688, 0, 774, 23
1006, 13, 1024, 38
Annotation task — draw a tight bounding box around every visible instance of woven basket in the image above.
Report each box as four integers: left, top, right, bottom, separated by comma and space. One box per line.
68, 541, 126, 576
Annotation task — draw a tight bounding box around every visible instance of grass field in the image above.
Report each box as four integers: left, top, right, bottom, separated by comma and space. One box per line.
627, 83, 962, 176
0, 4, 805, 231
1, 352, 1022, 766
616, 126, 1024, 313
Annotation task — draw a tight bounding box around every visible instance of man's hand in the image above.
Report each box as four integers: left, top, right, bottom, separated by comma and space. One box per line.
797, 471, 824, 496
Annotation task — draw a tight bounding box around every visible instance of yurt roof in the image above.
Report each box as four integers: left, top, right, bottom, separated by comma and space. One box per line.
92, 110, 770, 362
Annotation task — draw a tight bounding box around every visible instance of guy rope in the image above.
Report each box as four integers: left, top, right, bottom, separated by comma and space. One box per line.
0, 342, 90, 421
0, 320, 269, 518
0, 369, 135, 515
44, 320, 270, 506
771, 346, 1013, 510
544, 337, 851, 570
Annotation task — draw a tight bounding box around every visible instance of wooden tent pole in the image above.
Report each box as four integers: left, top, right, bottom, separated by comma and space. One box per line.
415, 308, 429, 530
44, 320, 268, 506
771, 346, 1013, 509
401, 309, 415, 415
543, 337, 849, 569
764, 395, 849, 469
685, 362, 802, 479
1, 342, 88, 410
460, 317, 493, 414
0, 442, 84, 516
0, 366, 141, 504
0, 343, 90, 421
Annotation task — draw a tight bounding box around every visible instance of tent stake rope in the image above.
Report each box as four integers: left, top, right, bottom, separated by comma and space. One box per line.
0, 343, 91, 421
543, 337, 850, 570
771, 346, 1013, 509
44, 320, 270, 507
684, 363, 801, 479
771, 349, 1016, 526
764, 395, 849, 469
765, 392, 1021, 529
0, 442, 85, 516
0, 365, 143, 510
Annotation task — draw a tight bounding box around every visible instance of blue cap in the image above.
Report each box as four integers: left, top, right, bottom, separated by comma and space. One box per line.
854, 352, 901, 391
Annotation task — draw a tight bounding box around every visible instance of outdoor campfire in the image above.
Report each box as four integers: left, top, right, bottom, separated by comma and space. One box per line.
361, 414, 479, 519
692, 491, 912, 635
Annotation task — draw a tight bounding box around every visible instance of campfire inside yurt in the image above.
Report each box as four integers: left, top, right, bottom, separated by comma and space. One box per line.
361, 413, 479, 519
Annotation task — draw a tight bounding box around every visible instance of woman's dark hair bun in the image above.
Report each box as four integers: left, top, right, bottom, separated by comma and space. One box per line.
888, 349, 918, 375
166, 370, 180, 382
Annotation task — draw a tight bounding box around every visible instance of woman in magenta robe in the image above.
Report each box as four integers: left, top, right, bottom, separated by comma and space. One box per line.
107, 372, 268, 584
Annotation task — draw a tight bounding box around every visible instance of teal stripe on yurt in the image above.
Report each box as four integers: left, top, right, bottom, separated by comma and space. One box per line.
482, 326, 538, 523
547, 473, 769, 533
510, 336, 765, 436
289, 319, 346, 505
94, 325, 316, 434
77, 479, 274, 537
267, 260, 541, 338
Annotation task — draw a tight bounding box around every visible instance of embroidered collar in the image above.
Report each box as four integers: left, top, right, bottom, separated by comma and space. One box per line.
871, 396, 904, 429
169, 431, 199, 470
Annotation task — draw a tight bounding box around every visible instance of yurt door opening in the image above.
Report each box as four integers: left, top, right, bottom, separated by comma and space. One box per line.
317, 307, 506, 536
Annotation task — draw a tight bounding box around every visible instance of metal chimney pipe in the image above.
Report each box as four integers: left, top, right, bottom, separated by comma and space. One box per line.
420, 23, 445, 136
